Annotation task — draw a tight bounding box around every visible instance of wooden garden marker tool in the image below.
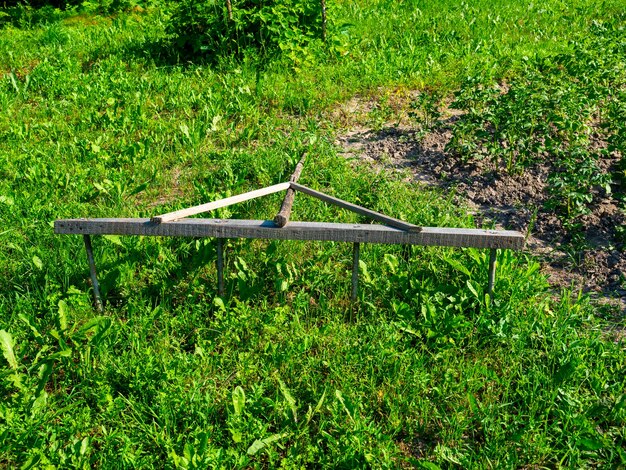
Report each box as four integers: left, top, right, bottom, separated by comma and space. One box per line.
56, 219, 523, 308
274, 153, 306, 227
56, 173, 523, 309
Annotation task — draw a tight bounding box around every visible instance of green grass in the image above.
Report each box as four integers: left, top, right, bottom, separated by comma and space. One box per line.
1, 1, 625, 468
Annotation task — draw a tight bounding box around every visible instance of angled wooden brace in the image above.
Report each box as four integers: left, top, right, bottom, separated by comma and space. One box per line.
151, 182, 291, 224
274, 153, 307, 227
289, 182, 421, 233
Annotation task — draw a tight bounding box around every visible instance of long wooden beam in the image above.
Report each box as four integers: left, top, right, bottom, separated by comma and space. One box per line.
55, 218, 524, 250
290, 183, 421, 233
151, 182, 291, 224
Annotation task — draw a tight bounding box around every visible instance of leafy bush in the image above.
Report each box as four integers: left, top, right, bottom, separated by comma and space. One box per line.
1, 0, 81, 7
167, 0, 324, 61
0, 0, 148, 9
0, 0, 151, 26
0, 4, 60, 26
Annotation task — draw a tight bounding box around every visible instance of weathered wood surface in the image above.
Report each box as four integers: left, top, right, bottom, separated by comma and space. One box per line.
55, 218, 525, 249
274, 154, 307, 227
289, 183, 421, 233
151, 182, 290, 224
488, 248, 497, 295
351, 242, 360, 302
83, 235, 103, 313
216, 238, 225, 296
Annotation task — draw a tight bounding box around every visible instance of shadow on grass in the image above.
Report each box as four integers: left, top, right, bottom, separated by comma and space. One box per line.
117, 34, 274, 73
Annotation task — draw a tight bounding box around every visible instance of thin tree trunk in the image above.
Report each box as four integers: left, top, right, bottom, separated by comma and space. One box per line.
320, 0, 327, 41
226, 0, 233, 21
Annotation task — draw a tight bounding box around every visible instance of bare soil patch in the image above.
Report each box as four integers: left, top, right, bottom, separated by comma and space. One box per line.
335, 107, 625, 311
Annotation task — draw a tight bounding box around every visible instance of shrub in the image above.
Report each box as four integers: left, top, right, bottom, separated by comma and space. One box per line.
0, 0, 150, 15
1, 0, 80, 7
167, 0, 325, 61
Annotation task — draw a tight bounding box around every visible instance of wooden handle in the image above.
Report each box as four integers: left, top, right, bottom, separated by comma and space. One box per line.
152, 182, 290, 224
274, 153, 307, 227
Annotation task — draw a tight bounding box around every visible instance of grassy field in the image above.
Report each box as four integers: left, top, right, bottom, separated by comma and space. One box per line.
1, 0, 625, 467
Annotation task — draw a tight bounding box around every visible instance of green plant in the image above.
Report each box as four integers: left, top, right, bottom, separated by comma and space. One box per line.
546, 150, 612, 221
167, 0, 325, 62
408, 89, 443, 131
0, 0, 154, 27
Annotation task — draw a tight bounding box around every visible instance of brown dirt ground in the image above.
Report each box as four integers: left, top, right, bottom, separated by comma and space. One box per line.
333, 96, 625, 314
